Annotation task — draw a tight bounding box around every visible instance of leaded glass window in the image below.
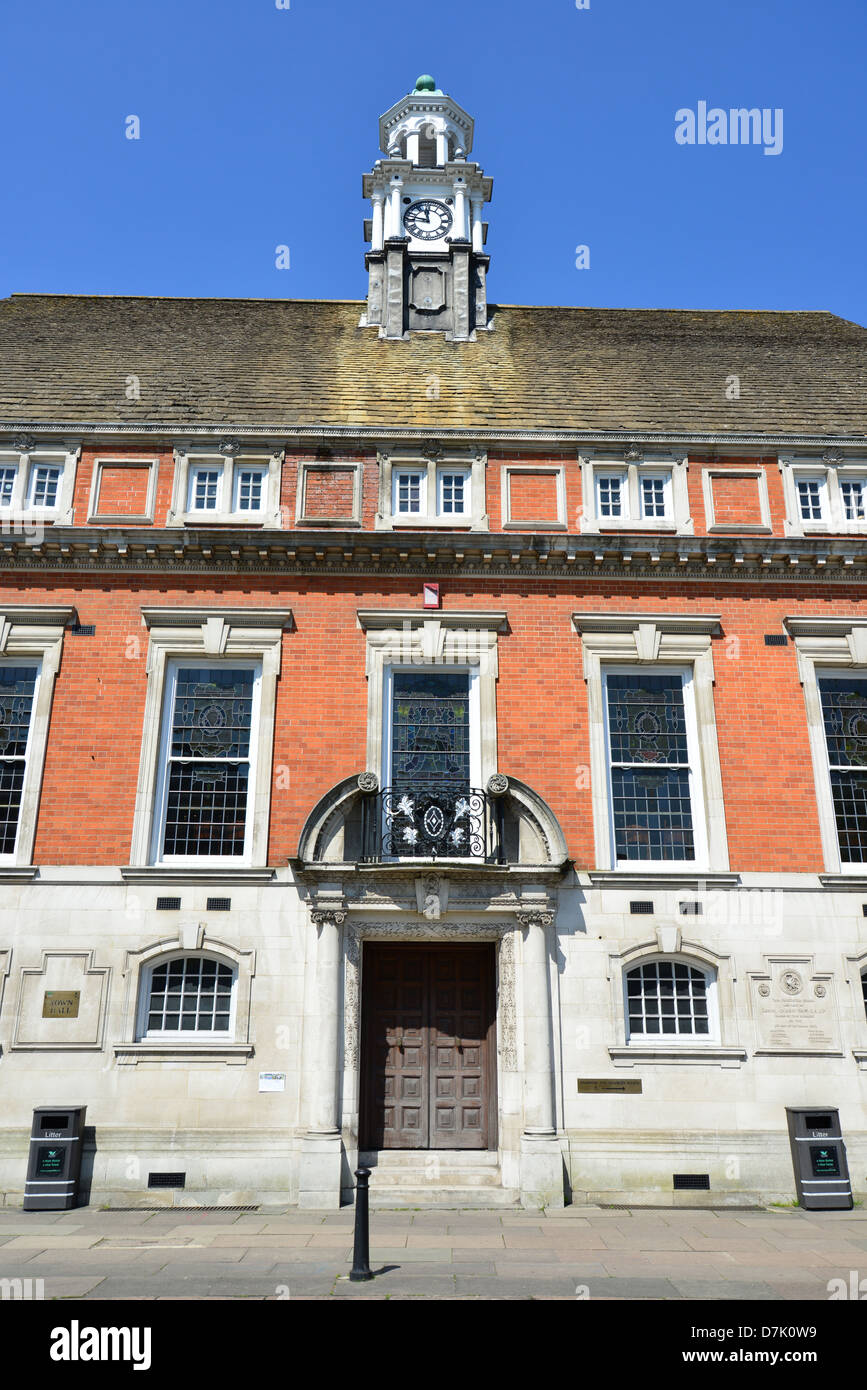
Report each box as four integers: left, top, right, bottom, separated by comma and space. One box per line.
840, 478, 867, 523
159, 665, 257, 858
605, 671, 695, 861
626, 960, 710, 1037
597, 474, 624, 518
395, 471, 423, 514
145, 957, 234, 1035
819, 676, 867, 862
390, 670, 470, 788
0, 664, 38, 855
797, 477, 824, 521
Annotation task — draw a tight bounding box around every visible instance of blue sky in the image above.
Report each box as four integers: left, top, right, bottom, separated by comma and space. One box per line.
1, 0, 864, 322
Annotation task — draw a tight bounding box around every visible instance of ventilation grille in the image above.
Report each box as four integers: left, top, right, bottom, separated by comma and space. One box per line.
679, 901, 703, 916
69, 622, 96, 636
106, 1204, 259, 1213
206, 897, 231, 911
148, 1172, 186, 1189
156, 897, 181, 911
673, 1173, 710, 1190
764, 634, 788, 646
629, 901, 654, 915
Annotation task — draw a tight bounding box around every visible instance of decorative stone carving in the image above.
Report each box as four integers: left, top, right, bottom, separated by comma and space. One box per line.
625, 445, 644, 462
311, 910, 346, 932
781, 970, 803, 996
11, 435, 35, 453
516, 911, 555, 930
498, 929, 518, 1070
823, 449, 845, 463
219, 440, 241, 456
357, 772, 379, 793
486, 772, 509, 796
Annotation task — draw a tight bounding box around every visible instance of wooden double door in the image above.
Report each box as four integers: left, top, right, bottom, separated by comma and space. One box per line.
360, 944, 496, 1151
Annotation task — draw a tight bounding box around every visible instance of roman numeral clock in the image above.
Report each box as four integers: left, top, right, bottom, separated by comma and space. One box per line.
361, 75, 493, 340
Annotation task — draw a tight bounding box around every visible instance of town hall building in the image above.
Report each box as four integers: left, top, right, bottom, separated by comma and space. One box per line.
0, 77, 866, 1210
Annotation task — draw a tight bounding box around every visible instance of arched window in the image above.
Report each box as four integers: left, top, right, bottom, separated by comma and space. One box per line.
137, 954, 237, 1040
625, 958, 715, 1040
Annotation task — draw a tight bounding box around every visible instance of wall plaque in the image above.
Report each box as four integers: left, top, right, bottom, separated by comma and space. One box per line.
42, 991, 80, 1019
578, 1078, 643, 1094
751, 963, 839, 1053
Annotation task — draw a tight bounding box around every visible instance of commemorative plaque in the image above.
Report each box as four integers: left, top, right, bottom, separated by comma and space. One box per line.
42, 991, 81, 1019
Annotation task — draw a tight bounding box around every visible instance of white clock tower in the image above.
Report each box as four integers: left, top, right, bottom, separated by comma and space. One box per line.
361, 75, 493, 341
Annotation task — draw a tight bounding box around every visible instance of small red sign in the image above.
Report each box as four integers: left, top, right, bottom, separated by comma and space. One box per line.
423, 582, 440, 609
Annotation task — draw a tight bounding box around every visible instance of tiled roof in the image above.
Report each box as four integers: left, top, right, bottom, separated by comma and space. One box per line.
0, 294, 865, 437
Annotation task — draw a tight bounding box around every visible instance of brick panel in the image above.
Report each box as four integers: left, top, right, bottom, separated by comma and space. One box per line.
507, 470, 561, 523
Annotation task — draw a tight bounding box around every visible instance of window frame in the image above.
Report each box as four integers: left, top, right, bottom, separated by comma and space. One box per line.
0, 658, 43, 864
0, 446, 78, 525
168, 448, 283, 528
623, 955, 719, 1045
392, 466, 427, 518
135, 951, 239, 1042
382, 663, 481, 793
150, 657, 263, 868
573, 612, 728, 874
129, 607, 291, 870
436, 466, 471, 519
580, 452, 692, 535
785, 618, 867, 875
376, 449, 489, 530
814, 668, 867, 870
601, 663, 708, 871
780, 456, 867, 537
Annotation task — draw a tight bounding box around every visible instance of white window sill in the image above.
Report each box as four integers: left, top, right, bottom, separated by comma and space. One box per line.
582, 519, 693, 535
115, 1042, 253, 1066
609, 1045, 746, 1068
120, 865, 275, 884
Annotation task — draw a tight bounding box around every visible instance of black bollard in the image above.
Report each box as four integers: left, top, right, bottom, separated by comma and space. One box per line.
349, 1166, 373, 1281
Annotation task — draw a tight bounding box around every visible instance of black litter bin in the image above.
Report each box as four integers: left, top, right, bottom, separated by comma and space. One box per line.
786, 1107, 853, 1211
23, 1107, 87, 1211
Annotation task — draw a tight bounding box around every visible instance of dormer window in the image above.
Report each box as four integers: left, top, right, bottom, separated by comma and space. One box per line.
0, 446, 78, 524
780, 456, 867, 535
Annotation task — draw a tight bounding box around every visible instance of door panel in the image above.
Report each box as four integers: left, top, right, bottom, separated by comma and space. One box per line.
361, 944, 495, 1151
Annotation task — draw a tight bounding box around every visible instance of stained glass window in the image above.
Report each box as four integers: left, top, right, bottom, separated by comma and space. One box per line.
160, 666, 256, 858
0, 664, 38, 855
819, 677, 867, 862
626, 961, 710, 1037
605, 672, 695, 861
391, 671, 470, 787
145, 957, 234, 1034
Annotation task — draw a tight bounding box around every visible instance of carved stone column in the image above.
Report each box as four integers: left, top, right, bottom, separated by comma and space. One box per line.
517, 910, 565, 1209
298, 906, 346, 1209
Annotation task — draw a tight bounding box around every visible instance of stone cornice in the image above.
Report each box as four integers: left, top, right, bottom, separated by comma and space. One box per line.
2, 423, 866, 450
0, 527, 866, 583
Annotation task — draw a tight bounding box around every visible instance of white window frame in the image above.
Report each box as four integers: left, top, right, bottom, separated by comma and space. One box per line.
573, 613, 728, 874
376, 449, 489, 530
785, 618, 867, 875
780, 456, 867, 536
150, 658, 262, 867
135, 951, 238, 1042
0, 607, 73, 868
623, 955, 719, 1044
580, 452, 692, 534
595, 469, 627, 521
168, 448, 283, 527
392, 466, 427, 518
436, 467, 471, 519
601, 663, 708, 871
0, 446, 78, 525
129, 607, 291, 869
232, 463, 269, 515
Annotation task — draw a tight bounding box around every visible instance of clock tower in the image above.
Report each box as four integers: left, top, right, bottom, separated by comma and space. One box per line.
361, 75, 493, 341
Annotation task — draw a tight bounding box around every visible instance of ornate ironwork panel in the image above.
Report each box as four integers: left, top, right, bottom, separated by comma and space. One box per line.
361, 784, 503, 863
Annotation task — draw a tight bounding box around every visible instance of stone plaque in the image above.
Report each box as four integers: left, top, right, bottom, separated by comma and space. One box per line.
42, 991, 80, 1019
577, 1078, 643, 1094
751, 966, 839, 1052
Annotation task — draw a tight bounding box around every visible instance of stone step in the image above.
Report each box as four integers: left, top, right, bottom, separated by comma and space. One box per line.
359, 1149, 518, 1206
368, 1186, 521, 1209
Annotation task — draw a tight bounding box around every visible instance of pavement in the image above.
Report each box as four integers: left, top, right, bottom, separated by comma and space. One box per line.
1, 1203, 866, 1300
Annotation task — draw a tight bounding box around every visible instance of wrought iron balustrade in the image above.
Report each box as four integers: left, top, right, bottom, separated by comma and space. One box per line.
359, 781, 506, 863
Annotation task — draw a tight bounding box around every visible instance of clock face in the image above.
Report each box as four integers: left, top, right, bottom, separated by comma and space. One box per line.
403, 199, 453, 241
